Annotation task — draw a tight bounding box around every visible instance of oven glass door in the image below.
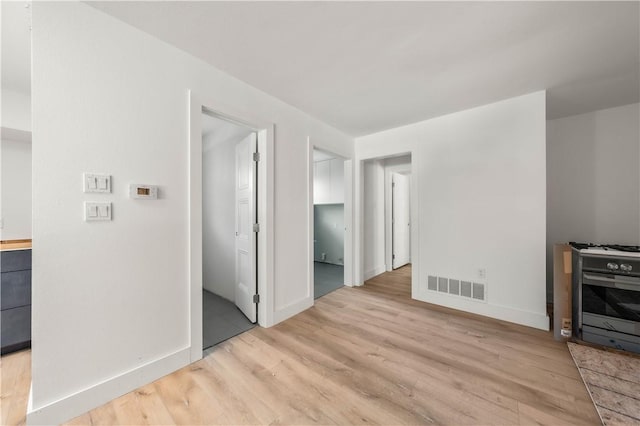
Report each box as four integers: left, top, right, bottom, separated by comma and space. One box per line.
582, 273, 640, 322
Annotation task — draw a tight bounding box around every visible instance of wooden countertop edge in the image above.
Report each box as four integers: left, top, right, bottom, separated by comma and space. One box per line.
0, 239, 32, 250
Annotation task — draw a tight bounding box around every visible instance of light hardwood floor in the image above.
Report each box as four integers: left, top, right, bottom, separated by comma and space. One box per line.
2, 265, 600, 425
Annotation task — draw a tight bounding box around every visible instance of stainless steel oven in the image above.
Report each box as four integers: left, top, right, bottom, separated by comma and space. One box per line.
573, 248, 640, 353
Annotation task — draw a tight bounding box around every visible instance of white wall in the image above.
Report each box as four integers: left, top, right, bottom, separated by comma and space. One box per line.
355, 92, 548, 330
29, 3, 353, 424
1, 136, 31, 239
313, 156, 346, 265
1, 88, 31, 131
313, 157, 344, 204
202, 133, 243, 301
547, 103, 640, 297
363, 159, 386, 279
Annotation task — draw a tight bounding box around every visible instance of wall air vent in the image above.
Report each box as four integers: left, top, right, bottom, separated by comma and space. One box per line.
428, 275, 438, 291
438, 277, 448, 292
461, 281, 472, 298
472, 283, 485, 300
426, 276, 486, 302
449, 279, 460, 295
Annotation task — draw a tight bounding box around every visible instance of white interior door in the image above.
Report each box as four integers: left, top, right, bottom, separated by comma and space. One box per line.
392, 173, 411, 269
235, 133, 257, 323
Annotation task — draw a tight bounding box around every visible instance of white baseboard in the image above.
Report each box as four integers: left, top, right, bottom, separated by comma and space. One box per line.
363, 265, 386, 281
273, 296, 313, 326
26, 347, 191, 425
414, 288, 549, 331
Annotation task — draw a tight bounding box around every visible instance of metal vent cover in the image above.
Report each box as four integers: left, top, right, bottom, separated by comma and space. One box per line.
426, 276, 485, 302
461, 281, 472, 298
473, 283, 485, 300
438, 277, 448, 292
428, 275, 438, 291
449, 279, 460, 295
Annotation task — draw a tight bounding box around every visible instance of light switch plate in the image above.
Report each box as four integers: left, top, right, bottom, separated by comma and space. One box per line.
85, 202, 112, 221
84, 173, 111, 193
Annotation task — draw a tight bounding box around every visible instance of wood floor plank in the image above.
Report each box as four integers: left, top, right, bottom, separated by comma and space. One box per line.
0, 349, 30, 426
152, 365, 222, 424
316, 294, 584, 406
86, 400, 119, 425
4, 265, 601, 425
233, 330, 404, 425
65, 413, 92, 425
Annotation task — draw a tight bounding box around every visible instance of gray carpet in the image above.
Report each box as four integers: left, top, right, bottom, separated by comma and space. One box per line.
203, 290, 255, 350
314, 262, 344, 299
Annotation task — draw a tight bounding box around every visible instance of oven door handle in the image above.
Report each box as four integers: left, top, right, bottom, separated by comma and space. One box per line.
583, 273, 640, 291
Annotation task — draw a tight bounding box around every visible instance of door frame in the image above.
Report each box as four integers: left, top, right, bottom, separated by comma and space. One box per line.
189, 90, 274, 363
307, 139, 354, 301
384, 162, 412, 272
355, 152, 416, 287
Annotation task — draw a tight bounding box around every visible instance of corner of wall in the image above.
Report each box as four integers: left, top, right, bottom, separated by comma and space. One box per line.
26, 347, 191, 425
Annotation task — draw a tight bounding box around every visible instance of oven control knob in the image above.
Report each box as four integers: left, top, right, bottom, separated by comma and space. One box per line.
607, 262, 619, 270
620, 264, 633, 272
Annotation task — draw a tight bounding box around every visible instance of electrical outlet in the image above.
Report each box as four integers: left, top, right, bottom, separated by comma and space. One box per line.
478, 268, 486, 279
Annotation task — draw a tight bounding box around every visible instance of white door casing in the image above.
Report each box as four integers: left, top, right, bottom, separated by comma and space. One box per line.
343, 159, 353, 286
392, 173, 411, 269
235, 133, 258, 322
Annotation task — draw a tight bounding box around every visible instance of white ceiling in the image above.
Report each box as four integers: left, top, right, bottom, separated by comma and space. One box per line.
3, 2, 638, 136
88, 1, 640, 136
1, 2, 31, 95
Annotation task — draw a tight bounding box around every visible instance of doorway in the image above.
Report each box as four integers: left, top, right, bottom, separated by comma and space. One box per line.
312, 148, 347, 299
362, 154, 412, 283
201, 111, 257, 350
391, 172, 411, 269
190, 91, 275, 362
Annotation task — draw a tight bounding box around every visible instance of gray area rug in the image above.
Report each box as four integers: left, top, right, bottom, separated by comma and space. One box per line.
568, 342, 640, 425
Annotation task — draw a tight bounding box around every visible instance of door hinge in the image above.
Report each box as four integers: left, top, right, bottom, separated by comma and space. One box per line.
253, 223, 260, 232
392, 182, 395, 187
253, 294, 260, 304
392, 254, 396, 259
253, 152, 260, 162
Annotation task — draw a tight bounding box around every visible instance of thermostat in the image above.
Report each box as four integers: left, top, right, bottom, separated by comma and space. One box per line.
129, 184, 158, 200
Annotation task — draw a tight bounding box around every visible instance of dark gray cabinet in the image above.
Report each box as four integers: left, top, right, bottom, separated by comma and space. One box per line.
1, 249, 31, 354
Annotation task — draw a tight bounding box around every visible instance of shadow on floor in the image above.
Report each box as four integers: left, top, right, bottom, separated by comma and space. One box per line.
314, 262, 344, 299
203, 290, 255, 351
